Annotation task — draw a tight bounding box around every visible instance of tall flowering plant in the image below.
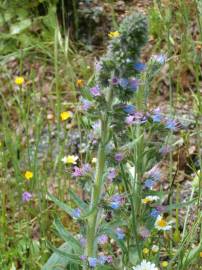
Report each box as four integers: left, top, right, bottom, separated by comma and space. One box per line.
43, 12, 174, 270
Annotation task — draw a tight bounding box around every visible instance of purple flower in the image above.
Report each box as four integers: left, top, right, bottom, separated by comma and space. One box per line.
114, 152, 124, 162
81, 98, 92, 111
125, 115, 135, 125
149, 167, 161, 181
110, 194, 123, 209
82, 163, 91, 174
139, 226, 150, 238
144, 178, 155, 189
150, 208, 160, 218
151, 54, 166, 64
98, 234, 108, 245
106, 255, 113, 263
80, 255, 87, 261
88, 257, 97, 267
78, 235, 87, 247
119, 78, 128, 88
123, 104, 136, 114
72, 208, 81, 219
98, 255, 107, 265
166, 119, 177, 131
156, 205, 167, 213
107, 168, 117, 182
129, 78, 139, 92
22, 191, 32, 202
115, 228, 125, 240
111, 77, 119, 85
90, 85, 101, 96
134, 62, 146, 72
133, 112, 147, 124
72, 166, 83, 177
159, 145, 172, 155
95, 61, 102, 72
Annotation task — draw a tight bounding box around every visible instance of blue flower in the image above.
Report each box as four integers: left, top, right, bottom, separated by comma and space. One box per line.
123, 104, 136, 114
134, 62, 146, 72
88, 257, 97, 268
144, 178, 155, 189
151, 54, 166, 65
110, 201, 120, 209
119, 78, 128, 88
116, 228, 125, 240
72, 208, 81, 219
150, 208, 160, 218
129, 78, 139, 92
166, 119, 177, 131
98, 255, 107, 265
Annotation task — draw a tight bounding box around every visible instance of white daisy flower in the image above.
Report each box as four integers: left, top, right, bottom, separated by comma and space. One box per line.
132, 260, 158, 270
142, 195, 159, 204
61, 155, 78, 164
154, 215, 173, 231
151, 245, 159, 253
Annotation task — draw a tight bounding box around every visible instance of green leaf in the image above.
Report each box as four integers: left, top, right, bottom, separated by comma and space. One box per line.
10, 19, 31, 35
47, 193, 74, 218
69, 189, 87, 209
54, 217, 81, 251
42, 243, 80, 270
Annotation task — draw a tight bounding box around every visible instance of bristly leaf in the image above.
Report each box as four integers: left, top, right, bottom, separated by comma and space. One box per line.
54, 217, 81, 251
47, 193, 75, 218
42, 242, 80, 270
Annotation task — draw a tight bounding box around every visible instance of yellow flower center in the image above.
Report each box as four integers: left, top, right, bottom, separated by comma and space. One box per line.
24, 171, 33, 180
143, 248, 149, 254
15, 76, 24, 85
157, 218, 167, 227
108, 31, 120, 38
162, 261, 168, 267
142, 198, 151, 204
76, 79, 84, 88
60, 111, 72, 121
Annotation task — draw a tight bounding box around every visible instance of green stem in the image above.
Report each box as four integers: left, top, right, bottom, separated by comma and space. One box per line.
86, 89, 113, 259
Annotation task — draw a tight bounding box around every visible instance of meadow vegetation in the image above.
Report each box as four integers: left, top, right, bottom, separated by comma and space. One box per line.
0, 1, 201, 269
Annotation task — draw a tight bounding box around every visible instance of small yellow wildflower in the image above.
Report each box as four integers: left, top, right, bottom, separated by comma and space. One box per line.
108, 31, 120, 38
15, 76, 24, 85
200, 251, 202, 258
24, 171, 33, 180
76, 79, 84, 88
143, 248, 149, 255
92, 157, 97, 164
62, 155, 78, 164
161, 261, 168, 267
60, 111, 73, 121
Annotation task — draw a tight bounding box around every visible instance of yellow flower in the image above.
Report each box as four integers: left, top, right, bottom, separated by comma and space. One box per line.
200, 251, 202, 257
108, 31, 120, 38
60, 111, 73, 121
62, 155, 78, 164
161, 261, 168, 267
15, 76, 24, 85
76, 79, 84, 88
24, 171, 33, 180
143, 248, 149, 255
